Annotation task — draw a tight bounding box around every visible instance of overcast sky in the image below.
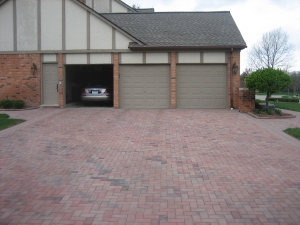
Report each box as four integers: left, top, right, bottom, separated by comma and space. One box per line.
124, 0, 300, 72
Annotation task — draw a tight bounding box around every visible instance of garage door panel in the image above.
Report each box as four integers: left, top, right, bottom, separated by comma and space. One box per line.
215, 99, 226, 108
120, 65, 170, 109
177, 65, 227, 108
202, 87, 214, 95
215, 87, 226, 95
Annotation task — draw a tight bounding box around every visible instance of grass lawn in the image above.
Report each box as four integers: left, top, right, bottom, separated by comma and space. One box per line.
284, 128, 300, 140
271, 102, 300, 112
0, 114, 25, 131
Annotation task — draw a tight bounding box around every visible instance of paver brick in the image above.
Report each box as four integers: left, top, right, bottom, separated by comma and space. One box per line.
0, 108, 300, 225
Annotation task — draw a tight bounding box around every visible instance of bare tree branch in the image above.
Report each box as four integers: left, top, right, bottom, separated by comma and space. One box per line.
248, 28, 295, 71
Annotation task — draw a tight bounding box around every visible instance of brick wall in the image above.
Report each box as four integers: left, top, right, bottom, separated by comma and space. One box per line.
0, 54, 41, 107
170, 52, 176, 109
227, 51, 241, 109
239, 88, 255, 113
113, 53, 119, 109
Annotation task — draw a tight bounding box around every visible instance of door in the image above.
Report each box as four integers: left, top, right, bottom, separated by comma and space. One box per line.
120, 65, 170, 109
42, 64, 58, 105
177, 65, 227, 108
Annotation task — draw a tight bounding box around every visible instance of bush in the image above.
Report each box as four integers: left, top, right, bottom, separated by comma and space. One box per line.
275, 108, 282, 116
0, 99, 25, 109
12, 100, 25, 109
1, 100, 13, 109
255, 99, 263, 108
269, 98, 299, 102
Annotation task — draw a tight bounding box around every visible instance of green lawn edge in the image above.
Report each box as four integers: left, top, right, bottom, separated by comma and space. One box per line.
0, 114, 25, 131
284, 128, 300, 140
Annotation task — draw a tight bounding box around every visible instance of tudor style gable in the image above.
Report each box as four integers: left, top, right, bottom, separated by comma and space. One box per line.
0, 0, 140, 53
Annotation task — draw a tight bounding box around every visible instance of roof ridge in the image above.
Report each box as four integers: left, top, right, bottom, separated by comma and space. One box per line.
102, 11, 231, 15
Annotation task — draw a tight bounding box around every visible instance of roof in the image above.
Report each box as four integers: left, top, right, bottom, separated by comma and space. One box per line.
102, 12, 247, 50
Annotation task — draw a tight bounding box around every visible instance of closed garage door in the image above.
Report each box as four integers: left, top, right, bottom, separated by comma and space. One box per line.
177, 65, 227, 108
120, 65, 170, 109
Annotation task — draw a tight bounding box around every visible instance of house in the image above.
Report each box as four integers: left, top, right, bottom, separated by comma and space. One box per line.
0, 0, 247, 109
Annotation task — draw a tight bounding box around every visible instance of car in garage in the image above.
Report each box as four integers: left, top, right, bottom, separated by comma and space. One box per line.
81, 82, 113, 104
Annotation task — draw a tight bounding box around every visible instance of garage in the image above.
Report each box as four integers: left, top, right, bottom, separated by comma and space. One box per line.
65, 65, 113, 107
177, 65, 227, 109
120, 65, 170, 109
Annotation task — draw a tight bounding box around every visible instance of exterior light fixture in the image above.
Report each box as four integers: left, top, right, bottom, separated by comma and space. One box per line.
232, 62, 238, 75
31, 63, 37, 75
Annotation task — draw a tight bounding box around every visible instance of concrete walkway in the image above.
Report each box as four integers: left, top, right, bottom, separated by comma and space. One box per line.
0, 108, 299, 225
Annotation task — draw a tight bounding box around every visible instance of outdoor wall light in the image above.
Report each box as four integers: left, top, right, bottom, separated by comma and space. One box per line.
31, 63, 37, 75
232, 62, 238, 75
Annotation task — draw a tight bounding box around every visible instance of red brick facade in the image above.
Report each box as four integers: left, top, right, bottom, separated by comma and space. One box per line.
227, 51, 241, 109
239, 88, 255, 113
170, 52, 177, 109
0, 54, 41, 107
113, 53, 119, 109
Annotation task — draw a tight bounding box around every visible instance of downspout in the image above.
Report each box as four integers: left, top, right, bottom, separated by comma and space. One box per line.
230, 48, 233, 109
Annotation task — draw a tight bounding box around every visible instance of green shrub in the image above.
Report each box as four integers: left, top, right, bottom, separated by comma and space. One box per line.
255, 99, 262, 108
254, 109, 261, 114
12, 100, 25, 109
266, 109, 273, 115
275, 108, 282, 116
1, 100, 13, 109
0, 100, 5, 107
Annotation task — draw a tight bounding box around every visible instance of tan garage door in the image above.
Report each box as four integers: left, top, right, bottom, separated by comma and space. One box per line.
120, 65, 170, 109
177, 65, 227, 108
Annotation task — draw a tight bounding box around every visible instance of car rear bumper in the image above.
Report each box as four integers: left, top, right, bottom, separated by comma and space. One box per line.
81, 95, 112, 102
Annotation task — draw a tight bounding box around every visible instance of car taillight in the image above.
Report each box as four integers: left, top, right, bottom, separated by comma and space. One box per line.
104, 89, 111, 94
81, 89, 86, 94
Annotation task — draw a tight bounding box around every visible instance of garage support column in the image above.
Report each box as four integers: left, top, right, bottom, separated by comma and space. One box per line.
113, 53, 119, 109
170, 52, 177, 109
58, 53, 65, 108
227, 51, 241, 109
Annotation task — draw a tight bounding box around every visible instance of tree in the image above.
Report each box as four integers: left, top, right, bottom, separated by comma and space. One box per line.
240, 68, 253, 87
289, 71, 300, 93
246, 68, 292, 109
248, 28, 294, 71
132, 4, 140, 9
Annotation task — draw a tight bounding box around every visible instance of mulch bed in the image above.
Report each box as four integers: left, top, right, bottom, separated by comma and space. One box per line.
247, 111, 296, 119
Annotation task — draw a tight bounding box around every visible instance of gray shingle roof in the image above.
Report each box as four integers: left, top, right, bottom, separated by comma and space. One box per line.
102, 12, 247, 49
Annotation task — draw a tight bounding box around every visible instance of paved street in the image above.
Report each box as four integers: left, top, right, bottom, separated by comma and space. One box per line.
0, 108, 299, 225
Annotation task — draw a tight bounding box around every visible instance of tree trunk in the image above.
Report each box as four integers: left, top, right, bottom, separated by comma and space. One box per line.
266, 92, 269, 110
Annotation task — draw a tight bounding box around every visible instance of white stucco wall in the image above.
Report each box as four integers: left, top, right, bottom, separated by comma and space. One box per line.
203, 52, 226, 63
115, 31, 132, 49
85, 0, 93, 8
65, 54, 88, 64
121, 53, 143, 64
0, 1, 14, 51
94, 0, 110, 13
146, 53, 169, 64
90, 14, 113, 50
65, 0, 87, 50
90, 53, 112, 64
43, 54, 57, 62
16, 0, 38, 51
41, 0, 62, 50
112, 0, 128, 13
178, 53, 201, 63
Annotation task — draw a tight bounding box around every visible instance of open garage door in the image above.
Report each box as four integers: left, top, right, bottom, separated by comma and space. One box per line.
177, 65, 227, 108
65, 65, 113, 107
120, 65, 170, 109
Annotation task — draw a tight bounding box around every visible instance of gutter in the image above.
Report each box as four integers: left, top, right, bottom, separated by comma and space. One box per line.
129, 45, 247, 51
230, 48, 234, 109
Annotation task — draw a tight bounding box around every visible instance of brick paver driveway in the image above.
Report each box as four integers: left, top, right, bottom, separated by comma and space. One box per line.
1, 108, 299, 225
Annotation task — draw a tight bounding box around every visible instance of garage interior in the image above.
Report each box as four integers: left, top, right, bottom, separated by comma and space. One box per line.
65, 65, 113, 107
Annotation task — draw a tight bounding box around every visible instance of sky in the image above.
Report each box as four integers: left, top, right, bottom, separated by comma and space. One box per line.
124, 0, 300, 73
